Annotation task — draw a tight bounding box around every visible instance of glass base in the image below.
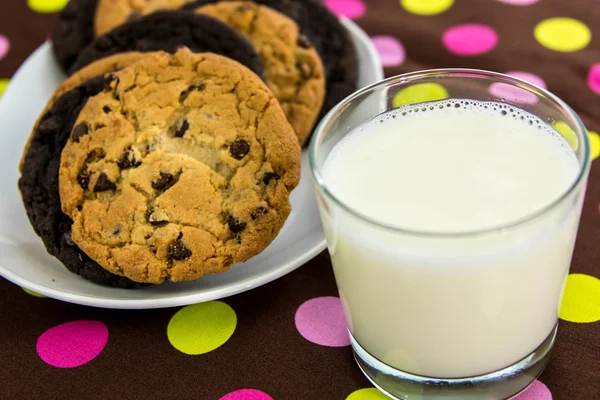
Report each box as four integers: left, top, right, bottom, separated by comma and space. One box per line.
351, 324, 557, 400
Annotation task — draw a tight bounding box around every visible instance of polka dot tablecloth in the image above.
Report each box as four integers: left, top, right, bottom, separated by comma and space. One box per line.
1, 0, 600, 399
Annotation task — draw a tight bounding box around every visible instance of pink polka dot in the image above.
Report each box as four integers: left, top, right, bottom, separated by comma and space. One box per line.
324, 0, 366, 20
371, 36, 405, 67
0, 35, 10, 61
513, 380, 552, 400
496, 0, 539, 5
36, 320, 108, 368
295, 296, 350, 347
489, 71, 547, 104
505, 71, 547, 89
587, 63, 600, 96
442, 24, 498, 56
219, 389, 273, 400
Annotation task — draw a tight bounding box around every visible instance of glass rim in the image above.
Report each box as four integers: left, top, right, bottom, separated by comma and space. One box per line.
308, 68, 591, 238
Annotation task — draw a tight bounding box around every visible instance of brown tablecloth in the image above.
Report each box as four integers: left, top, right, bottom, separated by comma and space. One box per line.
1, 0, 599, 399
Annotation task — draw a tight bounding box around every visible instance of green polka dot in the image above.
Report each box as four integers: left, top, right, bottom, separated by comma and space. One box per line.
559, 274, 600, 323
588, 131, 599, 160
23, 288, 46, 298
27, 0, 69, 13
392, 83, 449, 108
0, 79, 9, 98
554, 121, 578, 151
401, 0, 454, 15
167, 301, 237, 355
346, 388, 389, 400
534, 18, 591, 52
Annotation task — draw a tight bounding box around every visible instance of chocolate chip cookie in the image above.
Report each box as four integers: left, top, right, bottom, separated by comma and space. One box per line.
52, 0, 99, 73
19, 74, 142, 288
185, 0, 359, 121
95, 0, 197, 36
21, 52, 153, 173
69, 11, 265, 78
196, 1, 325, 146
58, 49, 301, 284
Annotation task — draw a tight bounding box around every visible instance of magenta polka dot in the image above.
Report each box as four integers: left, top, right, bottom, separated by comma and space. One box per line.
36, 320, 108, 368
513, 380, 552, 399
371, 35, 405, 67
295, 296, 350, 347
324, 0, 366, 20
496, 0, 539, 5
442, 24, 498, 56
0, 35, 10, 61
588, 63, 600, 96
219, 389, 273, 400
489, 71, 547, 104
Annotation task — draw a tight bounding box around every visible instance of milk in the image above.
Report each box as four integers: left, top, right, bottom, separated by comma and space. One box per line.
320, 100, 583, 378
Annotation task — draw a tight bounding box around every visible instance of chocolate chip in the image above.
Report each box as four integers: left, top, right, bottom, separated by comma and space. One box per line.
251, 207, 267, 220
229, 139, 250, 160
297, 34, 312, 49
104, 74, 119, 96
93, 173, 116, 192
179, 83, 205, 102
117, 147, 140, 169
174, 120, 189, 138
152, 172, 176, 192
38, 117, 60, 134
77, 169, 91, 189
63, 230, 76, 247
96, 36, 112, 51
168, 234, 192, 261
228, 216, 247, 233
135, 39, 154, 52
146, 208, 169, 226
262, 172, 280, 185
72, 124, 89, 142
103, 106, 111, 114
112, 225, 122, 236
296, 61, 313, 79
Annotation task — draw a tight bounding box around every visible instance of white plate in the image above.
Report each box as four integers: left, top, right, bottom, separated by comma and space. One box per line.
0, 19, 383, 309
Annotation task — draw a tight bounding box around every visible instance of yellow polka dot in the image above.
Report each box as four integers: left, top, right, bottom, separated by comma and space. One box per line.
534, 18, 591, 52
27, 0, 69, 13
346, 388, 390, 400
22, 288, 46, 298
588, 131, 600, 160
392, 83, 449, 108
554, 121, 579, 151
400, 0, 454, 15
559, 274, 600, 323
167, 301, 237, 355
0, 79, 9, 98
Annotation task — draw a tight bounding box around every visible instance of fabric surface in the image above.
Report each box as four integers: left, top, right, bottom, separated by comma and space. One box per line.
1, 0, 599, 399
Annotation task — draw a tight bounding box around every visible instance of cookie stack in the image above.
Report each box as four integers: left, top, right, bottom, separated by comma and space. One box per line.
54, 0, 359, 145
19, 0, 358, 288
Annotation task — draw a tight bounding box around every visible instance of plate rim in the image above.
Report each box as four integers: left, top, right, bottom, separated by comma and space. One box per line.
0, 18, 383, 309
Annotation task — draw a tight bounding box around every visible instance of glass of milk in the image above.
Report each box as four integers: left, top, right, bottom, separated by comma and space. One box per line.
309, 70, 590, 400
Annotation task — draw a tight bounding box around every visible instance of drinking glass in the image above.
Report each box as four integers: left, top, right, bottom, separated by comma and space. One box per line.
309, 70, 590, 399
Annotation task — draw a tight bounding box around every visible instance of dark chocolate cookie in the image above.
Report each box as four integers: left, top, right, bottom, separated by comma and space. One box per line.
19, 74, 142, 288
69, 11, 265, 77
52, 0, 99, 73
184, 0, 359, 120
